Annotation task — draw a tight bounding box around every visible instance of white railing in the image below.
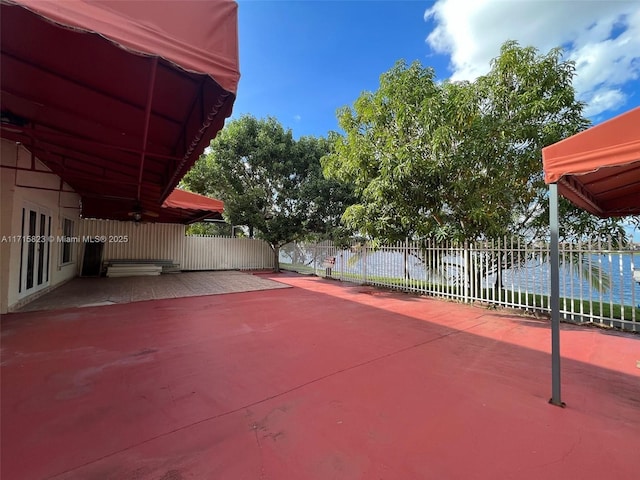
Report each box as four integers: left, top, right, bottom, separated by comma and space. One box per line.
182, 235, 273, 271
280, 239, 640, 332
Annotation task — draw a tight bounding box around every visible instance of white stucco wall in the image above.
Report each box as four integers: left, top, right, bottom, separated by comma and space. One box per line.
1, 140, 81, 313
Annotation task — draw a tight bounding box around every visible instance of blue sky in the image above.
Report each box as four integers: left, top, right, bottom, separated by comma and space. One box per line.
233, 1, 436, 138
233, 0, 640, 139
232, 0, 640, 240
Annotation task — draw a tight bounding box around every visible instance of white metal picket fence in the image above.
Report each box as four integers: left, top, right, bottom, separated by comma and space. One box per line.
280, 239, 640, 332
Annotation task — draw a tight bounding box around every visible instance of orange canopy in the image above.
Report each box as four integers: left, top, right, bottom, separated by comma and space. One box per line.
542, 107, 640, 217
1, 0, 239, 222
160, 189, 224, 224
164, 189, 224, 212
5, 0, 239, 94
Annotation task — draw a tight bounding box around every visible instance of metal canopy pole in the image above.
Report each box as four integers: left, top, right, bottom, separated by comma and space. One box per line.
549, 183, 565, 407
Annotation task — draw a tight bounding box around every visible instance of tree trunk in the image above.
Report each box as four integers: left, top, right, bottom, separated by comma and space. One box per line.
494, 252, 503, 291
272, 244, 280, 273
249, 225, 254, 238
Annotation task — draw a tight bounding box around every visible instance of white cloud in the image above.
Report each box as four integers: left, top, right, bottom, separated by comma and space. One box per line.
294, 114, 302, 122
425, 0, 640, 117
583, 89, 626, 116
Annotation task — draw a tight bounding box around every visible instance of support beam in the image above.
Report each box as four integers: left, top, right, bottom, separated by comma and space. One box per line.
560, 176, 604, 216
0, 123, 182, 162
160, 91, 232, 202
137, 58, 158, 202
1, 52, 184, 127
549, 183, 565, 407
0, 165, 140, 186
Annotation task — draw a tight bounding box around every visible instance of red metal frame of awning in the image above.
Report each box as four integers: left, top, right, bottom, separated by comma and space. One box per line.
0, 0, 239, 222
542, 106, 640, 407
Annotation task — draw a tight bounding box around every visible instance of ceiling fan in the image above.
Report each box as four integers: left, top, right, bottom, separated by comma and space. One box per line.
127, 204, 159, 223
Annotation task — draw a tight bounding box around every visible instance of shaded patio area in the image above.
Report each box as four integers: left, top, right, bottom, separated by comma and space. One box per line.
17, 271, 289, 312
1, 272, 638, 479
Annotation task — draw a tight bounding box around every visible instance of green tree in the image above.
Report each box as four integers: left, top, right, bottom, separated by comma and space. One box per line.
185, 221, 232, 236
323, 41, 628, 244
324, 59, 446, 243
182, 115, 354, 271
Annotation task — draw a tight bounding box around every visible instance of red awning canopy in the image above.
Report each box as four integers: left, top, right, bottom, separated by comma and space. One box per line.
0, 0, 239, 222
159, 188, 224, 224
542, 107, 640, 217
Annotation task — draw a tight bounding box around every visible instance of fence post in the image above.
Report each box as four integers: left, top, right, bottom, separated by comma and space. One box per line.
363, 243, 368, 285
182, 231, 187, 271
463, 241, 469, 303
313, 243, 317, 276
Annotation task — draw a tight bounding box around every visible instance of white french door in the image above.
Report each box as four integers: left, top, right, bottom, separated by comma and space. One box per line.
19, 203, 52, 297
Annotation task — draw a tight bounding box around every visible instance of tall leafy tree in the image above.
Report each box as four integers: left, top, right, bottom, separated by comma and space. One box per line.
324, 60, 446, 242
323, 41, 629, 244
182, 115, 354, 270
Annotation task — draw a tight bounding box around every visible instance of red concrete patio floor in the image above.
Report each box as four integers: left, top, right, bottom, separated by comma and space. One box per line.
1, 273, 638, 480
